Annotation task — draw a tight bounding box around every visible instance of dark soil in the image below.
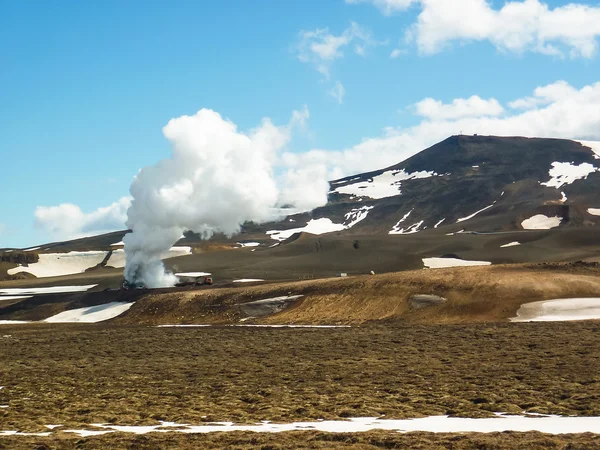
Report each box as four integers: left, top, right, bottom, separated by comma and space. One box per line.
1, 321, 599, 448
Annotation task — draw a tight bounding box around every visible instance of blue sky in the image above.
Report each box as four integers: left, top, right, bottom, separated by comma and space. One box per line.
1, 0, 600, 247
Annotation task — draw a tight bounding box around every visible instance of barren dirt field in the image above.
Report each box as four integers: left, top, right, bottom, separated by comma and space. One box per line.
1, 321, 600, 449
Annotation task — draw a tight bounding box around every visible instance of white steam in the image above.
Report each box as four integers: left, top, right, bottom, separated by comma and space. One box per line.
124, 107, 326, 288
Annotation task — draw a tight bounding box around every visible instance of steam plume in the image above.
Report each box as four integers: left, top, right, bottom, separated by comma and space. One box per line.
123, 107, 325, 288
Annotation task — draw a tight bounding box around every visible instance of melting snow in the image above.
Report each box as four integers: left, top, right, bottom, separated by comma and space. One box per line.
267, 218, 345, 241
44, 302, 135, 323
0, 285, 97, 295
588, 208, 600, 216
577, 140, 600, 160
511, 298, 600, 322
0, 295, 32, 301
560, 191, 567, 203
236, 242, 260, 248
456, 202, 496, 223
107, 246, 192, 268
233, 279, 265, 283
343, 206, 374, 228
500, 241, 521, 248
434, 218, 445, 228
389, 209, 423, 235
521, 215, 562, 230
7, 251, 108, 278
332, 169, 438, 199
423, 257, 491, 268
541, 162, 598, 189
25, 414, 600, 436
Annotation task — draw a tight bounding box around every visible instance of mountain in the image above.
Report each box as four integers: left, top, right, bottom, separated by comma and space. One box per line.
2, 135, 600, 287
262, 135, 600, 238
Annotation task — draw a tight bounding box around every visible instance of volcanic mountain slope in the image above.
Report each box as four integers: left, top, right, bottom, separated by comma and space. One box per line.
254, 135, 600, 239
2, 135, 600, 285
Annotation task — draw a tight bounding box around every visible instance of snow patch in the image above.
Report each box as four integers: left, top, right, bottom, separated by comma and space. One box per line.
23, 247, 40, 252
434, 218, 445, 228
43, 414, 600, 436
233, 279, 265, 283
0, 320, 30, 325
588, 208, 600, 216
511, 298, 600, 322
343, 206, 374, 228
236, 242, 260, 248
456, 202, 496, 223
521, 215, 562, 230
541, 162, 598, 189
332, 169, 439, 199
0, 296, 33, 301
110, 241, 124, 246
560, 191, 567, 203
0, 285, 97, 295
267, 218, 345, 241
44, 302, 135, 323
7, 251, 108, 278
500, 241, 521, 248
175, 272, 211, 277
423, 257, 491, 269
577, 140, 600, 159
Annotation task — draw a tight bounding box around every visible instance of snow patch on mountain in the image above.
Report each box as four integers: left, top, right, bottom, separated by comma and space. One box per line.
577, 140, 600, 160
541, 162, 598, 189
588, 208, 600, 216
7, 251, 108, 278
423, 257, 491, 268
267, 206, 375, 241
500, 241, 521, 248
332, 169, 439, 199
521, 214, 562, 230
343, 206, 374, 228
434, 218, 445, 228
44, 302, 134, 323
456, 202, 496, 223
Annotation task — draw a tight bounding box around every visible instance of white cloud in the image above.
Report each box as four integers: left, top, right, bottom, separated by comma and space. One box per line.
329, 81, 346, 104
282, 80, 600, 178
352, 0, 600, 58
390, 48, 405, 58
346, 0, 418, 16
414, 95, 504, 120
35, 197, 132, 241
296, 22, 375, 78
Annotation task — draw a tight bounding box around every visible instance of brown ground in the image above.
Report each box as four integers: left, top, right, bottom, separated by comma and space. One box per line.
1, 321, 599, 448
109, 263, 600, 326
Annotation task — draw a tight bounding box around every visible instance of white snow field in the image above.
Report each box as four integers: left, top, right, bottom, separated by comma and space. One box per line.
423, 257, 491, 269
500, 241, 521, 248
107, 246, 192, 268
13, 414, 597, 437
521, 214, 562, 230
44, 302, 135, 323
0, 285, 97, 295
0, 296, 32, 301
511, 298, 600, 322
267, 218, 345, 241
0, 320, 30, 325
332, 169, 439, 199
577, 140, 600, 159
588, 208, 600, 216
7, 251, 108, 278
541, 161, 598, 189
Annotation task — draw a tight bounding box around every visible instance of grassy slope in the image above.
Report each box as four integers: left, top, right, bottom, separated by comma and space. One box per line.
114, 263, 600, 325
